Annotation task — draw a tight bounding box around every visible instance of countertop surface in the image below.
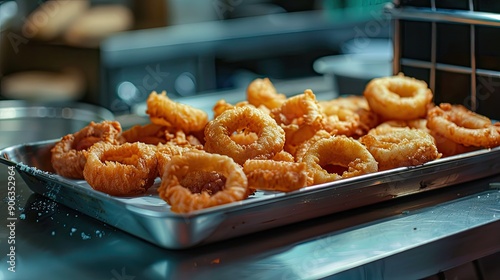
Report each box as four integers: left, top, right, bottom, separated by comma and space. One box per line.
1, 82, 500, 280
1, 161, 500, 280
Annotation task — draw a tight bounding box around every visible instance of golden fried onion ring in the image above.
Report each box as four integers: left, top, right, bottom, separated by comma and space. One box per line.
246, 77, 287, 110
156, 142, 202, 177
51, 120, 122, 179
364, 73, 433, 120
204, 106, 285, 165
243, 160, 307, 192
320, 104, 361, 136
294, 129, 331, 162
426, 103, 500, 148
302, 135, 378, 185
360, 126, 441, 171
430, 130, 480, 157
212, 99, 251, 119
319, 96, 379, 137
158, 151, 249, 213
146, 91, 208, 133
271, 89, 324, 154
83, 142, 158, 196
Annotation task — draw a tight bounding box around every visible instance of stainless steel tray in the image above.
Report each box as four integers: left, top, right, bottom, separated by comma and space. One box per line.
1, 139, 500, 249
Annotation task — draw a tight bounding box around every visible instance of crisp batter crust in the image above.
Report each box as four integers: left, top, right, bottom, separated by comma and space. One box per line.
83, 142, 158, 196
50, 121, 122, 179
204, 106, 285, 165
364, 73, 433, 121
158, 151, 249, 213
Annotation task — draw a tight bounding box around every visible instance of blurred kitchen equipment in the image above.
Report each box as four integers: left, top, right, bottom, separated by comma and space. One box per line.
313, 42, 392, 96
166, 0, 218, 24
1, 68, 86, 101
0, 0, 140, 108
0, 0, 18, 32
0, 100, 114, 148
388, 0, 500, 120
100, 9, 390, 113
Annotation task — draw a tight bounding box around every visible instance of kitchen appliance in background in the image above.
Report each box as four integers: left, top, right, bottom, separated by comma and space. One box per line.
313, 38, 393, 96
100, 5, 391, 114
1, 0, 391, 115
0, 100, 114, 148
388, 0, 500, 120
0, 0, 165, 105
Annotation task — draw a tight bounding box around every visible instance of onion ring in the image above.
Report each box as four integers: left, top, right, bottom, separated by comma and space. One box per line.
121, 123, 203, 148
246, 77, 287, 110
212, 99, 251, 119
320, 104, 361, 136
359, 126, 441, 171
146, 91, 208, 133
156, 143, 203, 178
364, 73, 433, 120
271, 150, 295, 162
121, 123, 168, 145
243, 159, 307, 192
294, 129, 331, 162
426, 103, 500, 148
271, 89, 324, 153
323, 95, 371, 111
51, 120, 122, 179
158, 151, 249, 213
204, 106, 285, 165
319, 96, 379, 137
83, 142, 158, 196
302, 135, 378, 185
429, 130, 480, 157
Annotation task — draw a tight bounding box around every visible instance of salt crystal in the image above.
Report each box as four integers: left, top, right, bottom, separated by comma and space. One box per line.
81, 232, 91, 240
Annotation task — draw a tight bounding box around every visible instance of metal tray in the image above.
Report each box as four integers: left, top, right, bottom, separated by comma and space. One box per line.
1, 139, 500, 249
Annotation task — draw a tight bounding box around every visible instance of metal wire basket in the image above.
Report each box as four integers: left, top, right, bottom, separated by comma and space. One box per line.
387, 0, 500, 119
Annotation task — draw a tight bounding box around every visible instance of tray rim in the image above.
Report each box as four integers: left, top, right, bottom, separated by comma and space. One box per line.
0, 138, 500, 213
2, 138, 500, 219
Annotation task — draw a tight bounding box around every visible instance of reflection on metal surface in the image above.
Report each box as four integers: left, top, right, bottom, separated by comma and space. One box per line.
1, 138, 500, 250
1, 159, 499, 279
0, 100, 114, 148
388, 5, 500, 27
193, 188, 500, 280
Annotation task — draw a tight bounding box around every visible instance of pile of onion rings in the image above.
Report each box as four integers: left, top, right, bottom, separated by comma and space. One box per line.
49, 74, 499, 213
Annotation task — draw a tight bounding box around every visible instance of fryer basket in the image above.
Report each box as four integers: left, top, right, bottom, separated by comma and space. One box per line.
387, 0, 500, 119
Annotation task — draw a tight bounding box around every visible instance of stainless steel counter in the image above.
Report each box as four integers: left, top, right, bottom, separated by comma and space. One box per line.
1, 80, 499, 279
1, 162, 499, 280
